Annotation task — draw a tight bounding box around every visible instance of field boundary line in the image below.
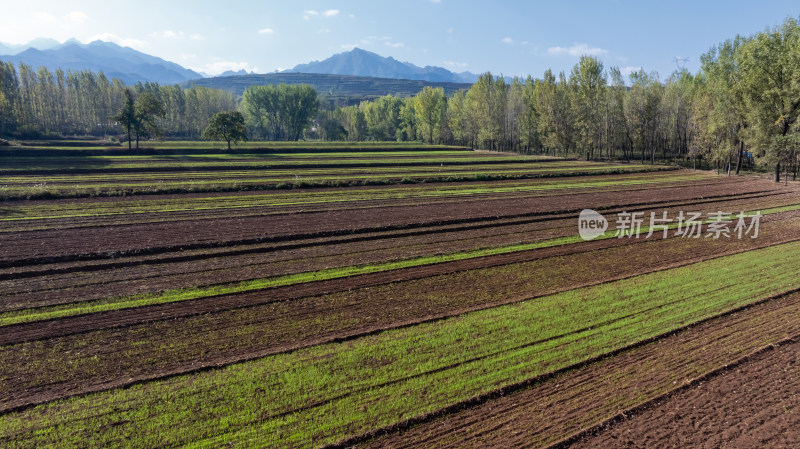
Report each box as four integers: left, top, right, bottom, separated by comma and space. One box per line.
544, 333, 800, 449
4, 216, 799, 341
0, 166, 680, 201
3, 236, 800, 416
0, 174, 738, 233
0, 189, 778, 274
320, 286, 800, 449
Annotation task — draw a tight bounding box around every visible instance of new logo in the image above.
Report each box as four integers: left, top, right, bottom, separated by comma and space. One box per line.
578, 209, 608, 241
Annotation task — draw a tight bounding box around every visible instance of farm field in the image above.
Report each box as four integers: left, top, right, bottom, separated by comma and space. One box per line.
1, 143, 800, 448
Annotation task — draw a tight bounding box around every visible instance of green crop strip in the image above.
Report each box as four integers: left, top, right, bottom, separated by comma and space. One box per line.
0, 200, 787, 326
0, 155, 564, 172
0, 166, 668, 195
2, 241, 799, 448
0, 172, 704, 222
0, 163, 642, 184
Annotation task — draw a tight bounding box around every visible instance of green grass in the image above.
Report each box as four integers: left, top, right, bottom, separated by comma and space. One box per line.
0, 154, 564, 172
0, 145, 676, 200
0, 163, 651, 184
0, 171, 705, 222
0, 164, 677, 200
0, 201, 778, 326
2, 240, 799, 448
3, 141, 470, 153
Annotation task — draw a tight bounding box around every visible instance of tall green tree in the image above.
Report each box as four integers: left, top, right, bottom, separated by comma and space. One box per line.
414, 86, 446, 143
114, 89, 136, 150
134, 91, 166, 147
571, 56, 607, 159
700, 37, 748, 173
281, 84, 319, 141
737, 17, 800, 181
201, 111, 247, 150
241, 85, 282, 139
625, 69, 663, 163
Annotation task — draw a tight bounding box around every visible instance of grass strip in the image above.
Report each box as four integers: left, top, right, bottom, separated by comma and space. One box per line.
0, 171, 703, 221
0, 166, 677, 201
1, 241, 799, 448
0, 202, 781, 326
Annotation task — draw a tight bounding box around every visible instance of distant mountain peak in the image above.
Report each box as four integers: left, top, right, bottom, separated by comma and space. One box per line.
285, 47, 478, 83
219, 69, 253, 77
0, 37, 203, 85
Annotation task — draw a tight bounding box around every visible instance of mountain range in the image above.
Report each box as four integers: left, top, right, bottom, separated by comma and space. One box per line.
0, 39, 480, 88
0, 38, 61, 55
0, 39, 202, 85
285, 48, 478, 83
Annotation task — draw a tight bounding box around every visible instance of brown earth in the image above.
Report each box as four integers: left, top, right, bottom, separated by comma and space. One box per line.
355, 292, 800, 449
1, 171, 798, 449
3, 213, 800, 413
1, 189, 790, 311
0, 175, 745, 234
3, 208, 798, 347
567, 339, 800, 449
0, 176, 771, 265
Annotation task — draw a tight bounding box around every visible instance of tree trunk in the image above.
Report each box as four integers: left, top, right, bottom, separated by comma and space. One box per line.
735, 140, 743, 175
775, 163, 781, 183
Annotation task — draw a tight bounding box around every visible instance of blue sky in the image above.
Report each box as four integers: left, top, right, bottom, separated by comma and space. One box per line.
2, 0, 799, 79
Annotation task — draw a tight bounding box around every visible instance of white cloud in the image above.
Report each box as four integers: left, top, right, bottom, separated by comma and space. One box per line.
318, 28, 331, 34
340, 43, 357, 50
149, 30, 183, 39
430, 0, 442, 3
32, 12, 57, 23
180, 53, 197, 60
444, 61, 468, 68
502, 37, 514, 44
65, 11, 88, 23
305, 9, 340, 19
258, 28, 274, 34
147, 30, 204, 41
384, 41, 404, 48
547, 43, 608, 57
620, 66, 642, 77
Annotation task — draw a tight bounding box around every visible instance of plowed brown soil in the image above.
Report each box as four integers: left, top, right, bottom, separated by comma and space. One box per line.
3, 213, 800, 413
356, 292, 800, 449
2, 189, 790, 311
568, 340, 800, 449
0, 174, 766, 265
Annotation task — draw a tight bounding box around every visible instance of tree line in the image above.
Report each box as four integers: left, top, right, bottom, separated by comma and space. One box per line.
0, 62, 237, 140
1, 16, 799, 181
310, 17, 800, 180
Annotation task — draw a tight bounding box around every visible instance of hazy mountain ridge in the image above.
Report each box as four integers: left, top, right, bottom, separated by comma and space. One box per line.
186, 72, 472, 102
0, 39, 203, 85
286, 48, 479, 83
0, 40, 482, 89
